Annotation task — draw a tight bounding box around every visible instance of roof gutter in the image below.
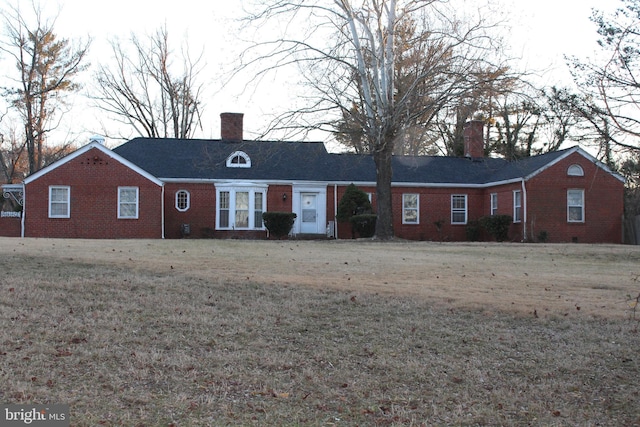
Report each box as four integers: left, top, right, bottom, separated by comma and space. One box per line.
21, 190, 25, 238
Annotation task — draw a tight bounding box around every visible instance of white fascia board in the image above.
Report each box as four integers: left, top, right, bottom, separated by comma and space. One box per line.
574, 147, 626, 183
24, 142, 164, 187
327, 179, 523, 188
161, 178, 332, 187
523, 146, 625, 183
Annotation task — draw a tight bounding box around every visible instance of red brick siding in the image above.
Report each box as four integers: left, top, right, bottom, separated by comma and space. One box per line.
24, 148, 162, 238
267, 185, 292, 214
525, 153, 624, 243
392, 187, 486, 241
163, 183, 216, 238
163, 183, 294, 239
328, 154, 624, 243
483, 183, 525, 241
0, 216, 21, 237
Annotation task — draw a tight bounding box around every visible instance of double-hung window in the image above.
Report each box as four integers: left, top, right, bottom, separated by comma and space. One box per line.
216, 185, 267, 229
402, 194, 419, 224
490, 193, 498, 216
118, 187, 139, 219
49, 186, 70, 218
567, 189, 584, 222
451, 194, 467, 224
513, 190, 522, 223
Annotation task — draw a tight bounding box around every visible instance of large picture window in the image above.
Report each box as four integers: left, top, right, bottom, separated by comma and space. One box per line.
567, 189, 584, 222
49, 186, 70, 218
451, 194, 467, 224
216, 185, 267, 229
402, 194, 419, 224
118, 187, 139, 219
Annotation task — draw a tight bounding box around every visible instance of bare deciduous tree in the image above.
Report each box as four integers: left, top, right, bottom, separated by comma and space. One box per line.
0, 2, 90, 175
94, 26, 205, 139
241, 0, 503, 240
568, 0, 640, 151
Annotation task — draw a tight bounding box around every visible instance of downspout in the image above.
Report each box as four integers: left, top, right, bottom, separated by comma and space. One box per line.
521, 178, 527, 242
334, 184, 338, 239
20, 188, 25, 238
161, 184, 165, 239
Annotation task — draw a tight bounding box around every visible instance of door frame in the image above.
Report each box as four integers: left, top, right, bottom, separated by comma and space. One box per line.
291, 185, 327, 235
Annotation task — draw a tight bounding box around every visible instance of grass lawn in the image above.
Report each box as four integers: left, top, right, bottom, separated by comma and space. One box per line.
1, 238, 639, 426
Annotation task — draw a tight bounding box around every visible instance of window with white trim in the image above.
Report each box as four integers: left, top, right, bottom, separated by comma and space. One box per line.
216, 186, 266, 229
490, 193, 498, 216
567, 164, 584, 176
451, 194, 467, 224
513, 190, 522, 223
49, 186, 70, 218
567, 189, 584, 222
254, 192, 264, 227
175, 190, 190, 211
402, 194, 419, 224
226, 151, 251, 168
118, 187, 139, 219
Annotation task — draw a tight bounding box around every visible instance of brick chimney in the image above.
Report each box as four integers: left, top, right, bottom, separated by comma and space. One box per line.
220, 112, 244, 142
463, 120, 485, 158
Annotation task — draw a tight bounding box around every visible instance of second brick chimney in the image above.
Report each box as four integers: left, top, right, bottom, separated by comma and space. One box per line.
463, 120, 485, 158
220, 112, 244, 142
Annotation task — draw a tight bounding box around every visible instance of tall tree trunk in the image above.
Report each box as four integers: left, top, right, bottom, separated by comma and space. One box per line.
373, 143, 394, 240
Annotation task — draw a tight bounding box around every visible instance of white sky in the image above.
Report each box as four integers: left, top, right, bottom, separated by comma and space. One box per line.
3, 0, 619, 145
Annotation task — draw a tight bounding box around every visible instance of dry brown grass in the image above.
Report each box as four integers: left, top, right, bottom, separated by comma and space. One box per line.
1, 237, 639, 426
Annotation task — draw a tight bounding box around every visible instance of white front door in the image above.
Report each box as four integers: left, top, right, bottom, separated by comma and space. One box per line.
300, 193, 318, 233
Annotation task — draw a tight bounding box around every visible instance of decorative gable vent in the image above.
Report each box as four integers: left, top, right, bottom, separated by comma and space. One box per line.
226, 151, 251, 168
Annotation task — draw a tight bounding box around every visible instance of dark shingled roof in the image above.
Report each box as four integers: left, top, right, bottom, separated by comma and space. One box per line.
113, 138, 335, 181
112, 137, 578, 185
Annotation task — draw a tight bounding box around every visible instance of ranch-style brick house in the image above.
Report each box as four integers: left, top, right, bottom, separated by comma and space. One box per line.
0, 113, 626, 243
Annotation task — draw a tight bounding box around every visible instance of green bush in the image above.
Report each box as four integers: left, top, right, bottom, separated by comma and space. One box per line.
337, 184, 374, 238
337, 184, 373, 222
262, 212, 297, 239
465, 220, 481, 241
350, 214, 377, 238
537, 230, 549, 243
479, 215, 512, 242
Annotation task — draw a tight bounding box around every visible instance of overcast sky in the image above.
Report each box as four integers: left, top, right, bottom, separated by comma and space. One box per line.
7, 0, 619, 144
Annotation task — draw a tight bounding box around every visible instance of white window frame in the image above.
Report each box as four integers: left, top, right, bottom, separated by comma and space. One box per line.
402, 194, 419, 224
49, 186, 70, 218
175, 190, 190, 212
567, 164, 584, 176
513, 190, 522, 223
118, 187, 139, 219
567, 189, 585, 223
451, 194, 468, 225
216, 184, 267, 230
490, 193, 498, 216
226, 151, 251, 168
